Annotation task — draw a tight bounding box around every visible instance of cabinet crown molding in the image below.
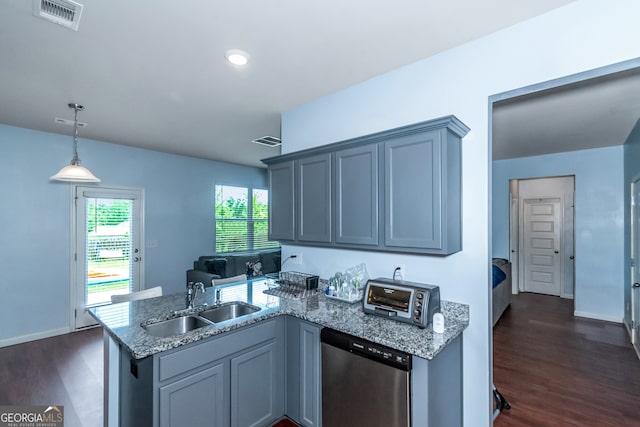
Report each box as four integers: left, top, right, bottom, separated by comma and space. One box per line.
262, 115, 469, 165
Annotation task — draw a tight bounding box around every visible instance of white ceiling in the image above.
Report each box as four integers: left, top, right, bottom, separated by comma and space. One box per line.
0, 0, 580, 168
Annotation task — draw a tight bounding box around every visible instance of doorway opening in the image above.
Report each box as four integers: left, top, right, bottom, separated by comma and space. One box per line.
489, 58, 640, 424
509, 176, 575, 300
71, 185, 144, 329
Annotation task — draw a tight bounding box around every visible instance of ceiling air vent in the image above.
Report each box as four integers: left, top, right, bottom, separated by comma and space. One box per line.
33, 0, 84, 31
55, 117, 87, 127
252, 136, 281, 147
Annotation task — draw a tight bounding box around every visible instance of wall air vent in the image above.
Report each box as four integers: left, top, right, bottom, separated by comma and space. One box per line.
252, 136, 281, 147
33, 0, 84, 31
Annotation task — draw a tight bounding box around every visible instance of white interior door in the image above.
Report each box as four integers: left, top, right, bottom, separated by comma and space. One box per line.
630, 180, 640, 354
522, 198, 562, 296
73, 186, 144, 329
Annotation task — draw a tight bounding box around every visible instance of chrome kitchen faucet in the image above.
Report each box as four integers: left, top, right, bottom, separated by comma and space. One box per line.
186, 281, 206, 309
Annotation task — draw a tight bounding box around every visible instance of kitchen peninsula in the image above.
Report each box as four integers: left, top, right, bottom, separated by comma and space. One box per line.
91, 278, 469, 427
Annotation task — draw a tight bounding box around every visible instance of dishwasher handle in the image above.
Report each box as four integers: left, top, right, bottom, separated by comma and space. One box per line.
321, 328, 412, 371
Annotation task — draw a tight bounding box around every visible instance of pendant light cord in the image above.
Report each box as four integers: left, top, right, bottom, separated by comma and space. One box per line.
70, 103, 82, 166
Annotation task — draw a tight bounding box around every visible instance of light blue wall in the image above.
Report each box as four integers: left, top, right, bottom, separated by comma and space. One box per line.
0, 124, 267, 343
493, 146, 625, 321
623, 120, 640, 328
281, 1, 640, 425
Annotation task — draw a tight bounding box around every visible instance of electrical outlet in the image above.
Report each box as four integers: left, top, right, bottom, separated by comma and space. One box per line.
394, 264, 405, 280
292, 253, 302, 265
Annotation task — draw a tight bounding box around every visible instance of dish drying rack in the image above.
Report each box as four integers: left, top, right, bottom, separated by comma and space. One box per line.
263, 271, 320, 300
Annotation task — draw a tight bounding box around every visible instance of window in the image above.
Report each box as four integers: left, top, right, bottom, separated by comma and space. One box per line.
215, 185, 279, 253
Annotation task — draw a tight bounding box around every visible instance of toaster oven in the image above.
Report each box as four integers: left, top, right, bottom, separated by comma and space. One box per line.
363, 278, 441, 328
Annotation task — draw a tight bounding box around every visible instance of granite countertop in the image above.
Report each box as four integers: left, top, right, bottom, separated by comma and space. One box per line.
90, 278, 469, 361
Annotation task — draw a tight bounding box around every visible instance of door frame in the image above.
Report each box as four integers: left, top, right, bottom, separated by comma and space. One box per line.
490, 58, 640, 424
629, 177, 640, 356
69, 184, 145, 330
510, 176, 575, 299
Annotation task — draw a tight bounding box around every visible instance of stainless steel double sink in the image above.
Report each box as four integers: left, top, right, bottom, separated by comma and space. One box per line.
142, 302, 261, 338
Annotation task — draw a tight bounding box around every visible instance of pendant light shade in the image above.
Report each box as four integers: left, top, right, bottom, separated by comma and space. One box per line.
50, 164, 101, 182
50, 103, 101, 183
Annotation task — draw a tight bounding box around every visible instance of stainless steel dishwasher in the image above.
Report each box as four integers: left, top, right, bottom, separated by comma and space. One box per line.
321, 328, 412, 427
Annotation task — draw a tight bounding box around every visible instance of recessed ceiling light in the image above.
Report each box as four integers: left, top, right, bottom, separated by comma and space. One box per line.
225, 49, 250, 66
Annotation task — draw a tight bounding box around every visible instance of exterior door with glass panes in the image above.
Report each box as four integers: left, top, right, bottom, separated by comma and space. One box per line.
74, 186, 143, 329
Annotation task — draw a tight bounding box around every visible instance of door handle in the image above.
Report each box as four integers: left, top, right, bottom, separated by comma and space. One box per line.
134, 256, 141, 262
633, 283, 640, 288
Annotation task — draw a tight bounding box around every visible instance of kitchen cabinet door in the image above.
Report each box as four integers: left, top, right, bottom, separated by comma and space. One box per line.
384, 131, 443, 250
230, 340, 284, 427
159, 363, 226, 427
268, 161, 295, 241
335, 144, 378, 246
383, 128, 461, 254
297, 153, 332, 243
299, 321, 321, 427
286, 317, 321, 427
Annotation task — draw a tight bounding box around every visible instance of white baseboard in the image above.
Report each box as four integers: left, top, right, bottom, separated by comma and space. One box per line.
574, 310, 622, 323
624, 318, 633, 338
0, 327, 70, 348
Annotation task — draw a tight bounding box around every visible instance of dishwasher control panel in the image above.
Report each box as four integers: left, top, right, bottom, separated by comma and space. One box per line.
321, 328, 413, 371
351, 341, 410, 365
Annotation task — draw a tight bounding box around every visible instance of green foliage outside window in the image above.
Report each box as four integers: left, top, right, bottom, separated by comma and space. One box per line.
87, 200, 131, 233
215, 185, 278, 253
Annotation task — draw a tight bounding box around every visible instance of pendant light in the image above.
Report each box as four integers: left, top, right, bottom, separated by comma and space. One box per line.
50, 103, 101, 183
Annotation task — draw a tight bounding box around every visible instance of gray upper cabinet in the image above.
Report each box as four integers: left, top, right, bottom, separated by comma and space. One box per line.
335, 145, 378, 246
262, 115, 469, 255
268, 161, 295, 241
384, 127, 463, 254
298, 154, 332, 243
384, 131, 442, 250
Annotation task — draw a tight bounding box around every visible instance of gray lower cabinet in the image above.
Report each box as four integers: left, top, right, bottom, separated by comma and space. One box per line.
286, 317, 321, 427
118, 317, 285, 427
159, 363, 226, 427
231, 340, 284, 427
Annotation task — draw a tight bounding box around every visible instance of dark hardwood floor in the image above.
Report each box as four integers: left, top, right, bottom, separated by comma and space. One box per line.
493, 292, 640, 427
0, 327, 103, 427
